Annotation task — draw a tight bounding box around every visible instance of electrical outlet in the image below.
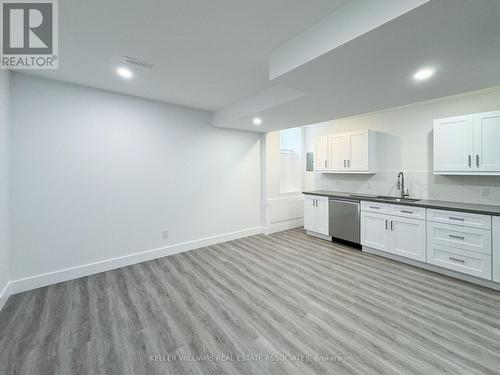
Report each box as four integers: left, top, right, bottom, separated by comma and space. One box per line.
162, 230, 169, 239
480, 187, 490, 197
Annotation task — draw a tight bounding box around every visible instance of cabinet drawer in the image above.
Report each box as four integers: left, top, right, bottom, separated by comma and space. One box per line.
427, 209, 491, 230
427, 221, 491, 255
361, 201, 390, 214
390, 205, 426, 220
427, 243, 492, 280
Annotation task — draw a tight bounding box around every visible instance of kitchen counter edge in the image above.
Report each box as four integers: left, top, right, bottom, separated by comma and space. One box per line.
303, 190, 500, 216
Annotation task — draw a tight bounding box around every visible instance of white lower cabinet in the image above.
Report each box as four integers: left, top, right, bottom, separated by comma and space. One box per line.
427, 209, 492, 280
427, 221, 491, 254
390, 216, 426, 262
304, 195, 329, 236
493, 217, 500, 283
361, 211, 390, 251
427, 243, 491, 279
361, 207, 426, 262
360, 202, 497, 284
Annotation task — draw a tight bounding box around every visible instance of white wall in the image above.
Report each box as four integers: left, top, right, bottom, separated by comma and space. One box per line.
0, 70, 9, 304
304, 86, 500, 205
10, 74, 261, 284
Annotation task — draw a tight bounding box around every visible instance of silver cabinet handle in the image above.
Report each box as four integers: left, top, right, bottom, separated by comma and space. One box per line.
385, 219, 388, 230
347, 160, 350, 168
468, 155, 472, 167
324, 160, 327, 168
476, 154, 480, 167
343, 160, 346, 168
449, 234, 465, 240
449, 217, 465, 221
449, 257, 465, 263
369, 206, 380, 209
390, 220, 394, 230
401, 210, 413, 214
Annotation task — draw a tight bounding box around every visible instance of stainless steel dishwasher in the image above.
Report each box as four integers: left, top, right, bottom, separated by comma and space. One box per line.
329, 198, 360, 245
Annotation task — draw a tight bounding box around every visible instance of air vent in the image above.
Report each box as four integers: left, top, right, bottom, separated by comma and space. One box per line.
122, 56, 154, 70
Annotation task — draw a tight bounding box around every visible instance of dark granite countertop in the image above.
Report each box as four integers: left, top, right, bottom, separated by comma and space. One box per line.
303, 190, 500, 216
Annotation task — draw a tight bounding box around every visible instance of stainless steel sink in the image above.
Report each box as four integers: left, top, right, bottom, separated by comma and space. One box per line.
376, 196, 420, 202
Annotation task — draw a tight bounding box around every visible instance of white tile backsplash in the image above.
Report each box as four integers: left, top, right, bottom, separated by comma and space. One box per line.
320, 171, 500, 205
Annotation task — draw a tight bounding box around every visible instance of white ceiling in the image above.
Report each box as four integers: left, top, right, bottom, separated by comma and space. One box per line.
22, 0, 500, 133
22, 0, 350, 111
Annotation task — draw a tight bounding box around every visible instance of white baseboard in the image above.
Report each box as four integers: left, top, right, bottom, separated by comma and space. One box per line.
263, 218, 303, 235
0, 282, 10, 312
9, 226, 263, 295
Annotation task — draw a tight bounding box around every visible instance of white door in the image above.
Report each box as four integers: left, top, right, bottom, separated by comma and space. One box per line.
328, 134, 347, 170
474, 111, 500, 172
347, 131, 369, 170
389, 216, 426, 262
304, 195, 329, 235
314, 136, 328, 170
361, 211, 390, 251
433, 115, 474, 172
315, 196, 330, 235
303, 196, 316, 232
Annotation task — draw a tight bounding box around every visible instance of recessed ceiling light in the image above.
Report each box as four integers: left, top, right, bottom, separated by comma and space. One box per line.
253, 117, 262, 125
117, 67, 133, 79
413, 67, 435, 82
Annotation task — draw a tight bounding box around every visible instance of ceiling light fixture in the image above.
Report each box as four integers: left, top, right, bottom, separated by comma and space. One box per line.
413, 67, 435, 82
253, 117, 263, 126
117, 67, 133, 79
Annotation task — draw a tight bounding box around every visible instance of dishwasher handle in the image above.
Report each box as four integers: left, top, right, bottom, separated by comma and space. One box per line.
329, 198, 360, 205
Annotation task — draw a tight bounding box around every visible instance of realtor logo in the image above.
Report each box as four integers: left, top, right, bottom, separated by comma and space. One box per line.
1, 0, 58, 69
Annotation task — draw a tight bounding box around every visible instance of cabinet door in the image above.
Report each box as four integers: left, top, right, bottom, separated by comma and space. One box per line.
389, 217, 426, 262
347, 131, 369, 170
493, 217, 500, 283
313, 136, 328, 170
303, 196, 316, 232
433, 115, 474, 172
315, 196, 330, 235
328, 134, 347, 170
474, 111, 500, 172
361, 211, 390, 251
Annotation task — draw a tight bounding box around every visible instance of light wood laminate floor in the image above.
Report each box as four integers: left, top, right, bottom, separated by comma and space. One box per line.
1, 228, 500, 375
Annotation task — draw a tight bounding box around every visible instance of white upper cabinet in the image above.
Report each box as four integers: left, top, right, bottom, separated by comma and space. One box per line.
328, 133, 347, 170
434, 115, 474, 172
474, 111, 500, 172
314, 130, 375, 173
347, 130, 369, 171
313, 136, 328, 171
434, 110, 500, 175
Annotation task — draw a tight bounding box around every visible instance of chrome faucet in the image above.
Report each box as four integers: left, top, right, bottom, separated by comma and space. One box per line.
397, 172, 410, 199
